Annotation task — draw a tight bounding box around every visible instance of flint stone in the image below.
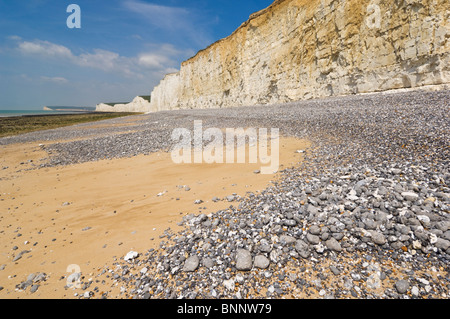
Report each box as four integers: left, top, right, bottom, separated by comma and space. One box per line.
307, 205, 319, 215
330, 266, 341, 275
364, 219, 377, 230
295, 240, 310, 258
124, 251, 139, 261
321, 232, 330, 241
30, 285, 39, 293
66, 272, 81, 286
332, 232, 344, 241
283, 219, 297, 227
395, 280, 410, 294
259, 244, 272, 253
236, 249, 252, 271
13, 250, 31, 262
254, 255, 270, 269
444, 231, 450, 241
391, 241, 404, 250
202, 257, 214, 268
401, 192, 419, 202
269, 250, 280, 263
435, 238, 450, 250
27, 273, 37, 282
314, 242, 326, 253
183, 256, 200, 272
435, 221, 449, 232
279, 235, 296, 245
369, 231, 386, 245
417, 215, 431, 225
223, 279, 235, 291
412, 240, 422, 249
325, 237, 342, 252
306, 233, 320, 245
33, 272, 46, 283
399, 234, 411, 242
17, 280, 33, 290
309, 225, 321, 235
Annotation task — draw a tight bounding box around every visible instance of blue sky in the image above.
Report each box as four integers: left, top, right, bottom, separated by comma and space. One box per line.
0, 0, 273, 110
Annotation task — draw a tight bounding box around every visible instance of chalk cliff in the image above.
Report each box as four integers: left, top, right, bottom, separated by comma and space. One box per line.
96, 96, 151, 113
149, 0, 449, 111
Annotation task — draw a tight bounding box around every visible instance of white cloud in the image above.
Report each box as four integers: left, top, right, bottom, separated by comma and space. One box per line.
8, 35, 22, 41
18, 40, 73, 59
123, 0, 190, 30
13, 38, 181, 78
137, 43, 191, 69
138, 53, 171, 68
40, 76, 69, 84
77, 49, 137, 77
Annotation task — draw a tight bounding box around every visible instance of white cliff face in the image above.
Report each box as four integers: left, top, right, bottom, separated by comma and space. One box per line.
149, 73, 181, 112
150, 0, 449, 111
96, 96, 151, 113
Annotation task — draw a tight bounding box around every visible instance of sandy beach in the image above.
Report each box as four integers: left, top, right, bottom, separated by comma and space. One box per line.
0, 128, 309, 299
0, 90, 449, 300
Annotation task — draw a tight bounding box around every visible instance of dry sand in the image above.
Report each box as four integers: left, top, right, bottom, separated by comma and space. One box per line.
0, 136, 310, 299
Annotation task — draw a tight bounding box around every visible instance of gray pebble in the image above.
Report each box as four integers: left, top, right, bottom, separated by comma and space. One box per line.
30, 285, 39, 294
325, 237, 342, 252
309, 225, 321, 235
202, 257, 214, 268
183, 256, 200, 272
306, 233, 320, 245
295, 240, 310, 258
235, 249, 252, 271
330, 266, 341, 275
369, 231, 387, 245
395, 280, 410, 294
254, 255, 270, 269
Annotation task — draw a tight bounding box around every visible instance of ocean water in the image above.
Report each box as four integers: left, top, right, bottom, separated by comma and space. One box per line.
0, 110, 88, 117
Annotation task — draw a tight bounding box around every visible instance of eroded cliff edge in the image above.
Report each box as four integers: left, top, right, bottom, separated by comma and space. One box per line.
150, 0, 449, 112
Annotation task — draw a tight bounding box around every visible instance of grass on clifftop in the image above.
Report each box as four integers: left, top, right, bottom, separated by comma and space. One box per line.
0, 112, 141, 138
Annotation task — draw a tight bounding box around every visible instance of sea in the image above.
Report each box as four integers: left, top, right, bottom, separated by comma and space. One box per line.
0, 110, 91, 118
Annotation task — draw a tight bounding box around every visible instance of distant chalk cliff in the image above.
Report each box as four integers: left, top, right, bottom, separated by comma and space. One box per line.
96, 96, 151, 113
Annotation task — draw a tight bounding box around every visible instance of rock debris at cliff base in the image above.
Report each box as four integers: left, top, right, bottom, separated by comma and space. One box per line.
1, 89, 449, 299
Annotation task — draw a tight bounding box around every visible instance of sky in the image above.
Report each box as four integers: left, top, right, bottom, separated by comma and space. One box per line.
0, 0, 274, 110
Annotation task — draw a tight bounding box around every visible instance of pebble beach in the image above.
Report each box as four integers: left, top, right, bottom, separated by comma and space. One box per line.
0, 89, 449, 299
